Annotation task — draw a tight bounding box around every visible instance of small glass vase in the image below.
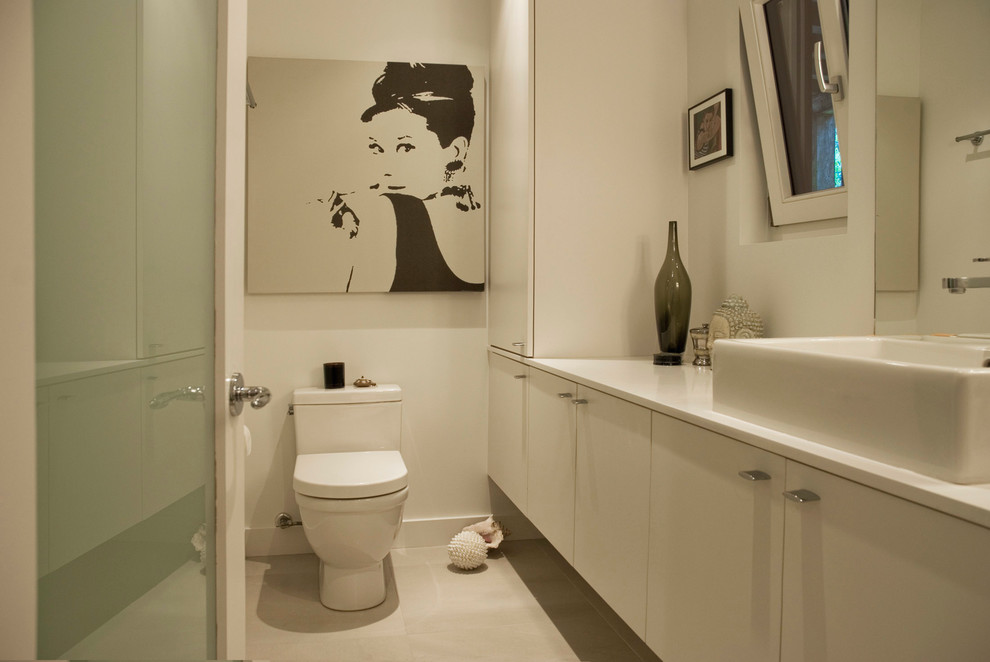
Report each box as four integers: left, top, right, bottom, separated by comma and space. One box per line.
653, 221, 692, 365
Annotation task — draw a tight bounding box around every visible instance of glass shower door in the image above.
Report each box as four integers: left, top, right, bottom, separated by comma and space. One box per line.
34, 0, 218, 657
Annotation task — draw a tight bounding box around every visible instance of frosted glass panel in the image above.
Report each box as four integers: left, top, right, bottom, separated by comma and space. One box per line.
34, 1, 217, 658
139, 0, 215, 358
33, 0, 138, 362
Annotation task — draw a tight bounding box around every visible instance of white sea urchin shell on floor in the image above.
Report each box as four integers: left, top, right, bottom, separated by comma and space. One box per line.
447, 530, 489, 570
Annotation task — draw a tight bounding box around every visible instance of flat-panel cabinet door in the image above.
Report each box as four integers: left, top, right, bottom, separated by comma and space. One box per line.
574, 385, 651, 637
488, 353, 529, 511
648, 413, 785, 662
488, 0, 534, 357
781, 461, 990, 661
527, 368, 577, 562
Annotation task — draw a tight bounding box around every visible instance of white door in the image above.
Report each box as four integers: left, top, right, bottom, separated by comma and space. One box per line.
26, 1, 250, 658
215, 1, 249, 658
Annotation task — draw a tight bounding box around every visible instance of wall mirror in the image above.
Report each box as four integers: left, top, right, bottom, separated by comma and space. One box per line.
875, 0, 990, 336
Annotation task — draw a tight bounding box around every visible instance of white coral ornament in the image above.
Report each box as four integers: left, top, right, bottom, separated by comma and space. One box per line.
447, 531, 489, 570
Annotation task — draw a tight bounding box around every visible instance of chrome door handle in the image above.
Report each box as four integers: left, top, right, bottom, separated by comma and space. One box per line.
814, 41, 842, 99
228, 372, 271, 415
571, 399, 588, 405
738, 470, 771, 481
783, 489, 821, 503
557, 392, 573, 398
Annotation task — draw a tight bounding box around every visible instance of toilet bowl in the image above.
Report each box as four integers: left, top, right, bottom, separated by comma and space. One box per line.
291, 385, 409, 611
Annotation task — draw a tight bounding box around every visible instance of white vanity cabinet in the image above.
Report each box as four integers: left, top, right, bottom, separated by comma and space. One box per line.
573, 385, 652, 638
526, 368, 577, 562
488, 353, 529, 511
490, 355, 990, 659
648, 410, 990, 661
648, 413, 786, 662
779, 462, 990, 661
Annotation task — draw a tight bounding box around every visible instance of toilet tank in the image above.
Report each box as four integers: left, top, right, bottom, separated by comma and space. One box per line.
292, 385, 402, 454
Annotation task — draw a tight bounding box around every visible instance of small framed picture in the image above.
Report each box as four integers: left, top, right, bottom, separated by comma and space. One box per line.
688, 88, 733, 170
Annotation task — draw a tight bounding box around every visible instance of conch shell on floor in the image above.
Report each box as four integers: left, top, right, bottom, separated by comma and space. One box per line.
462, 515, 507, 549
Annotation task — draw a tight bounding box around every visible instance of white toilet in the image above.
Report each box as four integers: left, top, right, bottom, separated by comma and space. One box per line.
291, 384, 409, 611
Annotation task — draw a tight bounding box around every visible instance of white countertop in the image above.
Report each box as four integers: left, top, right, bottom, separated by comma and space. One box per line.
492, 348, 990, 530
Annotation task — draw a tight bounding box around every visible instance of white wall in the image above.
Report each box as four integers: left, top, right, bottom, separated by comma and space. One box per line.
0, 1, 38, 657
244, 0, 492, 553
686, 0, 875, 338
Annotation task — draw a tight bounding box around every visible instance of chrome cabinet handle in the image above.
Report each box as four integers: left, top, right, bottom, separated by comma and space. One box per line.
571, 399, 588, 405
814, 40, 842, 99
738, 470, 771, 481
513, 374, 527, 380
512, 342, 526, 347
228, 372, 271, 416
783, 489, 821, 503
557, 392, 573, 398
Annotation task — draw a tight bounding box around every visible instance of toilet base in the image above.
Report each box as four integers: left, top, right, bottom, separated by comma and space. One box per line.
318, 559, 387, 611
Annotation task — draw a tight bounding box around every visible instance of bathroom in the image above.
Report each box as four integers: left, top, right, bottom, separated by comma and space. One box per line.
2, 0, 989, 659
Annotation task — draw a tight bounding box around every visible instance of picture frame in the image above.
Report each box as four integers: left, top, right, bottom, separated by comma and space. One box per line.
688, 88, 733, 170
245, 58, 487, 293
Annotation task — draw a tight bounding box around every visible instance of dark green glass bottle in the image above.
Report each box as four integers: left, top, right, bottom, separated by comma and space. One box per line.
654, 221, 692, 365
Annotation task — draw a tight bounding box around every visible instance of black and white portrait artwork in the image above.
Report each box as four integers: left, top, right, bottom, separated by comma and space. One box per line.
247, 58, 486, 293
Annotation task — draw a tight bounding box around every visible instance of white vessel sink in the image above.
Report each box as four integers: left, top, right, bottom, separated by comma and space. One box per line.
712, 336, 990, 483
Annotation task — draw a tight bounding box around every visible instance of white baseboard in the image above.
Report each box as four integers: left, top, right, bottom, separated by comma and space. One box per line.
246, 513, 542, 558
245, 524, 311, 557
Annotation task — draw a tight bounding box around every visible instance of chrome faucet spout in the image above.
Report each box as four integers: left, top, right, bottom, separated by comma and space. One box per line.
942, 277, 990, 294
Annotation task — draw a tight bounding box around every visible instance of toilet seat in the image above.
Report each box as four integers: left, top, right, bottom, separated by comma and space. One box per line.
293, 450, 408, 499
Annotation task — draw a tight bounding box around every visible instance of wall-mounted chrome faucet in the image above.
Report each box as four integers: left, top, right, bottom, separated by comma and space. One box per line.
942, 258, 990, 293
942, 277, 990, 293
955, 128, 990, 147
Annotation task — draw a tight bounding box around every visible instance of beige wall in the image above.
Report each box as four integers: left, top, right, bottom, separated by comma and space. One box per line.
0, 1, 38, 657
686, 0, 875, 338
244, 0, 493, 553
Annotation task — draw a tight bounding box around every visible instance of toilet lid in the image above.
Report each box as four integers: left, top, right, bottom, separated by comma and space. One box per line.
293, 450, 408, 499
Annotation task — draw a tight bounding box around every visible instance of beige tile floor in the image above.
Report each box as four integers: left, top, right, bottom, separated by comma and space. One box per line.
246, 539, 661, 662
61, 559, 208, 659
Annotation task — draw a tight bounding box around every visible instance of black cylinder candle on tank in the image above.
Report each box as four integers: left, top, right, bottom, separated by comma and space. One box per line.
323, 362, 345, 389
653, 221, 692, 365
